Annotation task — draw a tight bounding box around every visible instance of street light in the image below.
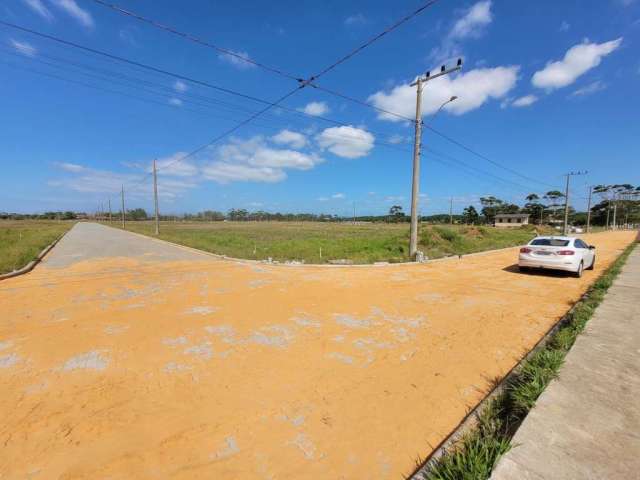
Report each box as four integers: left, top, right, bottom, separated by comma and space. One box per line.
427, 96, 457, 128
409, 60, 462, 260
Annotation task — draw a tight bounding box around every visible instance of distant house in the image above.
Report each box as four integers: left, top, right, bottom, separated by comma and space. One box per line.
494, 213, 529, 228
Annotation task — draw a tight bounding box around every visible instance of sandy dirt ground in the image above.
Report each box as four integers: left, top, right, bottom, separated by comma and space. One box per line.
0, 224, 636, 479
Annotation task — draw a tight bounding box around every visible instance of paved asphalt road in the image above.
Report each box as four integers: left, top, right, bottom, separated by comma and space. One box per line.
0, 223, 636, 480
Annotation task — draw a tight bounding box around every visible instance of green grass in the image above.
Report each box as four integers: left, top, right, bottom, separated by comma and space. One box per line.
0, 220, 73, 274
420, 241, 637, 480
108, 221, 549, 264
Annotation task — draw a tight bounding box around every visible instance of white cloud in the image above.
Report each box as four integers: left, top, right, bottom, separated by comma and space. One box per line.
118, 28, 139, 47
450, 0, 492, 39
168, 98, 183, 106
22, 0, 54, 21
272, 129, 307, 149
153, 153, 198, 177
55, 162, 85, 172
201, 136, 323, 184
317, 196, 329, 202
51, 162, 195, 199
368, 65, 519, 120
9, 39, 37, 57
430, 1, 492, 63
511, 94, 538, 107
332, 193, 346, 199
571, 80, 607, 96
559, 21, 570, 32
315, 126, 375, 159
49, 0, 94, 28
299, 101, 330, 117
531, 38, 622, 90
218, 50, 255, 70
387, 134, 410, 145
202, 163, 285, 184
173, 80, 188, 93
345, 13, 367, 26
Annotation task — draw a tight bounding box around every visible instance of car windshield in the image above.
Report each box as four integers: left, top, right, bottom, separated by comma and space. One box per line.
530, 238, 570, 247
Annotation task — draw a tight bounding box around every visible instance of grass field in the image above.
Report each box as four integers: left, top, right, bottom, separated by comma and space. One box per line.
0, 221, 74, 274
111, 221, 553, 264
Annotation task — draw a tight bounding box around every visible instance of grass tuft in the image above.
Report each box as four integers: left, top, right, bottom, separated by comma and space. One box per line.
420, 241, 637, 480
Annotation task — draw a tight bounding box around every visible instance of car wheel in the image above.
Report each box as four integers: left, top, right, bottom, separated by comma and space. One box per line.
575, 261, 584, 278
587, 255, 595, 270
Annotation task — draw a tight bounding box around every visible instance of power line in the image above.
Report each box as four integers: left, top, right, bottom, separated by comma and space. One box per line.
88, 0, 435, 122
425, 125, 563, 191
303, 0, 440, 82
89, 0, 301, 82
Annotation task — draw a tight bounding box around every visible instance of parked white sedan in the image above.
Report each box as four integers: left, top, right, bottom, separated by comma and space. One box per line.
518, 236, 596, 277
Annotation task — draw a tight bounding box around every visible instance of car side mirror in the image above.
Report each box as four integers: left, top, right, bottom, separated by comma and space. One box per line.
589, 245, 595, 250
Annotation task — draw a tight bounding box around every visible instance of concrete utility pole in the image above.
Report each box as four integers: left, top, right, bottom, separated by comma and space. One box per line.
409, 59, 462, 259
121, 185, 126, 229
153, 159, 160, 235
586, 186, 592, 234
612, 201, 617, 230
562, 171, 587, 236
449, 197, 453, 225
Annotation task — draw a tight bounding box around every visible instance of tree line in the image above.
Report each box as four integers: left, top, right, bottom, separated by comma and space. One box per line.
2, 184, 638, 226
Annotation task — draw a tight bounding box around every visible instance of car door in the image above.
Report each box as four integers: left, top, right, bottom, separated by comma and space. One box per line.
575, 239, 593, 265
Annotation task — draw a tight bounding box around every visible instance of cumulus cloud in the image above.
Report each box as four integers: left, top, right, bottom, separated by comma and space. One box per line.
332, 193, 346, 199
173, 80, 188, 93
532, 38, 622, 90
315, 126, 375, 159
218, 50, 255, 70
9, 39, 37, 57
450, 0, 492, 39
571, 80, 606, 97
49, 0, 94, 28
22, 0, 54, 21
511, 94, 538, 107
154, 153, 198, 177
368, 66, 519, 120
430, 1, 492, 63
272, 129, 307, 149
299, 101, 330, 117
201, 136, 323, 184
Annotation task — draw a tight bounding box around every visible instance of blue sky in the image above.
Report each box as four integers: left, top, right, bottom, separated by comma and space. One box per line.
1, 0, 639, 216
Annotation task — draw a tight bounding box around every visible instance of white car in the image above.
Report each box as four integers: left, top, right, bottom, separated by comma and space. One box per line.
518, 236, 596, 278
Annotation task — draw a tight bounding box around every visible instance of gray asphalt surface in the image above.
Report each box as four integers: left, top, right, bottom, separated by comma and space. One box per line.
41, 222, 209, 268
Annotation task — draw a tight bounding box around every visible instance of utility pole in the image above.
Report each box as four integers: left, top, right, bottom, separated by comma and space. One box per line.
153, 159, 160, 235
586, 186, 592, 234
449, 197, 453, 225
612, 201, 617, 230
562, 171, 587, 235
352, 201, 356, 224
121, 185, 126, 229
409, 59, 462, 259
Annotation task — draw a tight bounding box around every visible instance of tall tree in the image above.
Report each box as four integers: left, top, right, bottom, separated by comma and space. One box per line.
462, 205, 479, 224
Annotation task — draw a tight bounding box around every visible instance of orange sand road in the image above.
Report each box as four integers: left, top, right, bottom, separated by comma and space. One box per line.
0, 226, 636, 479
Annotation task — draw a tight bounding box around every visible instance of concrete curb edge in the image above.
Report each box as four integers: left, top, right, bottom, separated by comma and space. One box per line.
0, 228, 70, 281
408, 239, 638, 479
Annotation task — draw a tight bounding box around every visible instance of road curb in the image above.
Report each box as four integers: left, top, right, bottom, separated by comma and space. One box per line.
0, 229, 69, 281
408, 240, 638, 479
99, 223, 546, 269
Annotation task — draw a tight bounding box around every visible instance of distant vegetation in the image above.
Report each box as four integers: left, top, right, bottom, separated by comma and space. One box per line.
0, 220, 73, 274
